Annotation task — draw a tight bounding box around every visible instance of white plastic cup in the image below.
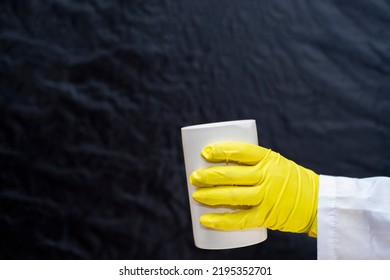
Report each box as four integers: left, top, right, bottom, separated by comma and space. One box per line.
181, 120, 267, 249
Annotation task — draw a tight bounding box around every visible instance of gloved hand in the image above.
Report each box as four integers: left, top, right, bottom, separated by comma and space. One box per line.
190, 142, 319, 237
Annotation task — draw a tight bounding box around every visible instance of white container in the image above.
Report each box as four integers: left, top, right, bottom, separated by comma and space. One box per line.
181, 120, 267, 249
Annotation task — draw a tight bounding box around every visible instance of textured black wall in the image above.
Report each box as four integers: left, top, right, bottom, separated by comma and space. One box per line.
1, 0, 389, 259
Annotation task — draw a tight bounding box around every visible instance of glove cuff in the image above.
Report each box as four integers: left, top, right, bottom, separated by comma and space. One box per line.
308, 213, 317, 237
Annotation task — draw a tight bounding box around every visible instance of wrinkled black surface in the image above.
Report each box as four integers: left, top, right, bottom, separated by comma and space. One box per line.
1, 0, 390, 260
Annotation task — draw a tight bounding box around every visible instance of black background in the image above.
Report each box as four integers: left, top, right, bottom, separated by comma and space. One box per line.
1, 0, 389, 259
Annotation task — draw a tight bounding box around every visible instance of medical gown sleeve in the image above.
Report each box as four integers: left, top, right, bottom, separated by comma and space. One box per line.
317, 175, 390, 259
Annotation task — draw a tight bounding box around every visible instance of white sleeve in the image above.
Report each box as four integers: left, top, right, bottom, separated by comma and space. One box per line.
317, 175, 390, 260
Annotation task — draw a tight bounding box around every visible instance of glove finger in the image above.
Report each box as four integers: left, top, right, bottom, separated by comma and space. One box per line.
190, 165, 260, 187
192, 185, 265, 206
199, 207, 266, 230
201, 142, 271, 165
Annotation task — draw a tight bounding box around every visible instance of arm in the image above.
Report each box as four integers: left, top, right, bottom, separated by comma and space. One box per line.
190, 142, 390, 259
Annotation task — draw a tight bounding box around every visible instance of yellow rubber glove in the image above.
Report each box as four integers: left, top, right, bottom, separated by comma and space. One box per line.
190, 142, 319, 237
